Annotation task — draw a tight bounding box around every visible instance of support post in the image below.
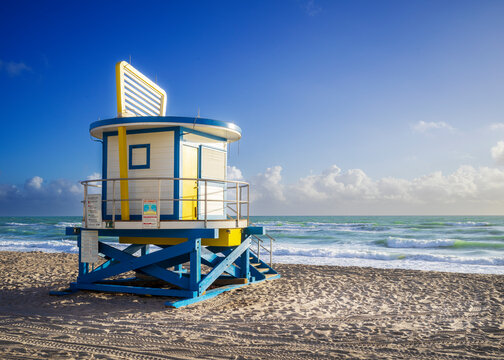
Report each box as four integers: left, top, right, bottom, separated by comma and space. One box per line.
118, 126, 129, 220
239, 246, 250, 281
189, 238, 201, 293
55, 227, 279, 308
77, 233, 88, 279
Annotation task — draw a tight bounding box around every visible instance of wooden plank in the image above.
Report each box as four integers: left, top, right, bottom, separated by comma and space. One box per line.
264, 274, 280, 279
74, 282, 195, 298
165, 283, 247, 308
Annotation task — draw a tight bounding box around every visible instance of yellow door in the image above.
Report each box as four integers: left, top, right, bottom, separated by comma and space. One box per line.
182, 145, 198, 220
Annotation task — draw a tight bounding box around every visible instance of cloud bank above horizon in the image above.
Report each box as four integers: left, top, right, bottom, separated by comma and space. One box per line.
239, 163, 504, 215
2, 141, 504, 216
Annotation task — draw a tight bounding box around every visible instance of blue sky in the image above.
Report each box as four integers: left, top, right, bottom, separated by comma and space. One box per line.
1, 0, 504, 215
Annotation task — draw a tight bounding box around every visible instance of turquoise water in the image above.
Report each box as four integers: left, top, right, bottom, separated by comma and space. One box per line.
1, 216, 503, 274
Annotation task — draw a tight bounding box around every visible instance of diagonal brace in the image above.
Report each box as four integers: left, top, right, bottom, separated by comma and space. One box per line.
201, 252, 240, 278
78, 241, 195, 288
94, 244, 144, 272
199, 238, 250, 294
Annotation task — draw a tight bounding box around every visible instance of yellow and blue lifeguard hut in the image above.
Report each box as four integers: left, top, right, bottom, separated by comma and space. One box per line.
53, 61, 279, 307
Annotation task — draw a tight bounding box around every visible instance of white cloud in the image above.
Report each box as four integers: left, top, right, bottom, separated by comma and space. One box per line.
5, 164, 504, 216
0, 59, 32, 76
489, 123, 504, 130
86, 172, 101, 180
491, 141, 504, 165
412, 121, 454, 133
226, 166, 243, 181
251, 166, 285, 202
0, 176, 83, 215
242, 164, 504, 215
26, 176, 43, 190
85, 172, 102, 194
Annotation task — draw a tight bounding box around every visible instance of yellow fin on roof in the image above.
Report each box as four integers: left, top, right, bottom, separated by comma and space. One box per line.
115, 61, 167, 118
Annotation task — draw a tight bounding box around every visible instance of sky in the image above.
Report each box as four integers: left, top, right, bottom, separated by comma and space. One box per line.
1, 0, 504, 215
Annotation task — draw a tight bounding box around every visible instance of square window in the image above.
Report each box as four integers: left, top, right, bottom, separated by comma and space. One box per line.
129, 144, 150, 169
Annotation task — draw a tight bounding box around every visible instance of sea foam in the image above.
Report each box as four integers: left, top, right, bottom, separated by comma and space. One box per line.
273, 245, 504, 266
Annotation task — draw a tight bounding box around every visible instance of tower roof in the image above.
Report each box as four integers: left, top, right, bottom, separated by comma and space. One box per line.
89, 116, 242, 142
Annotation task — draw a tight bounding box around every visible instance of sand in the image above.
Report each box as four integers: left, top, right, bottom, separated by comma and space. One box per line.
0, 251, 502, 359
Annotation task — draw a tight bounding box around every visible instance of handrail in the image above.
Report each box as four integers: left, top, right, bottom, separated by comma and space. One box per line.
250, 234, 276, 267
81, 177, 249, 186
81, 177, 250, 228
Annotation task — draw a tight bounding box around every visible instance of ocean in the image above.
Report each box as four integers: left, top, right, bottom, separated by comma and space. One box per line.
1, 216, 503, 274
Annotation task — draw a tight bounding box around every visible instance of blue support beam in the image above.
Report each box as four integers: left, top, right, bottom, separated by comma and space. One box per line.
198, 238, 251, 294
201, 250, 241, 278
239, 247, 250, 280
78, 241, 193, 288
165, 284, 247, 308
71, 282, 196, 298
66, 227, 219, 239
55, 226, 280, 308
189, 238, 201, 292
94, 244, 143, 272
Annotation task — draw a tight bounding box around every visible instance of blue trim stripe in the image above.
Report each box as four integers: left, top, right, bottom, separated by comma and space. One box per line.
90, 116, 241, 136
129, 144, 150, 169
174, 127, 181, 219
101, 134, 108, 220
103, 126, 178, 137
180, 126, 227, 142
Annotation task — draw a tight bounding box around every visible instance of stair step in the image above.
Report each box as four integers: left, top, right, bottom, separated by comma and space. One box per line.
250, 262, 261, 266
256, 268, 269, 273
264, 274, 277, 279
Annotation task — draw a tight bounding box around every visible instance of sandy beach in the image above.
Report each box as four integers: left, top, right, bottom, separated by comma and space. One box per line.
0, 251, 502, 359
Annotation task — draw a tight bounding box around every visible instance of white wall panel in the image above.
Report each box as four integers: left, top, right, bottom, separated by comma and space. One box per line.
106, 131, 174, 216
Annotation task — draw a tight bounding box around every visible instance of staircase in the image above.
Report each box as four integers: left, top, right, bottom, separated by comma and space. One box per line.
248, 234, 280, 281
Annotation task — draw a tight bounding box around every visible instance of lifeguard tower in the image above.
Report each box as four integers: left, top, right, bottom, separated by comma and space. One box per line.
53, 61, 279, 307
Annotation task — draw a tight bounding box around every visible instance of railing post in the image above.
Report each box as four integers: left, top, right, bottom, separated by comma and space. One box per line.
257, 238, 260, 262
112, 180, 116, 224
270, 237, 272, 267
235, 182, 240, 227
157, 179, 161, 229
204, 180, 208, 228
247, 184, 250, 226
84, 183, 88, 228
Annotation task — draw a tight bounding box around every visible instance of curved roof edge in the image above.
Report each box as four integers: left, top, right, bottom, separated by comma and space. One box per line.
89, 116, 242, 142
